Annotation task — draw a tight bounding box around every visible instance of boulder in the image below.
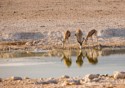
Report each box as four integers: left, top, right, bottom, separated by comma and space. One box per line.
10, 76, 22, 80
62, 79, 80, 86
61, 75, 70, 79
113, 71, 125, 79
36, 79, 57, 84
47, 79, 57, 84
0, 78, 2, 82
68, 79, 81, 85
84, 74, 99, 82
24, 77, 30, 79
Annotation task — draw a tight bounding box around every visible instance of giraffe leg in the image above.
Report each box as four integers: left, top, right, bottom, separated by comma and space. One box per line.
91, 37, 94, 47
62, 41, 65, 49
67, 39, 70, 50
84, 39, 87, 49
79, 44, 82, 49
88, 39, 91, 49
95, 33, 99, 46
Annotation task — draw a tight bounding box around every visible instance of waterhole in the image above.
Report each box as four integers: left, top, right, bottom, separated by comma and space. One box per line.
0, 48, 125, 78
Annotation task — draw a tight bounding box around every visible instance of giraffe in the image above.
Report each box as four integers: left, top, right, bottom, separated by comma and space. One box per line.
62, 30, 71, 48
84, 29, 98, 47
75, 29, 84, 49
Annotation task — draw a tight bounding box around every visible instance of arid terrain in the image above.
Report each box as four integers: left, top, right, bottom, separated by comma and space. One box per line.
0, 0, 125, 50
1, 71, 125, 88
0, 0, 125, 87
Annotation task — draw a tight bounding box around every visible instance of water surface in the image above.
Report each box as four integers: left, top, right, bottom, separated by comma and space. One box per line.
0, 48, 125, 78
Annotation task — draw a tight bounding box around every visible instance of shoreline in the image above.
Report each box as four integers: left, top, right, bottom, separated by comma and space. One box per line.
1, 71, 125, 88
0, 39, 125, 51
1, 0, 125, 87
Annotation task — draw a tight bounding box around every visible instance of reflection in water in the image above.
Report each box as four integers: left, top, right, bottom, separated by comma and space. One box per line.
0, 51, 45, 58
61, 50, 72, 67
60, 48, 100, 67
76, 50, 85, 67
1, 48, 125, 68
85, 48, 99, 65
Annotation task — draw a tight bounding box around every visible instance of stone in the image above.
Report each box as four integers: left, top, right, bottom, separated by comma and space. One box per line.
68, 79, 81, 85
10, 76, 22, 80
92, 78, 101, 82
113, 71, 125, 79
62, 79, 80, 86
24, 77, 30, 79
62, 81, 70, 86
47, 79, 57, 84
84, 74, 99, 82
36, 79, 57, 85
61, 75, 70, 79
35, 81, 49, 84
0, 78, 2, 82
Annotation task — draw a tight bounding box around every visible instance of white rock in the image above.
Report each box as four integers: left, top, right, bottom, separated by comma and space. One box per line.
24, 77, 30, 79
113, 71, 125, 79
84, 74, 99, 82
61, 75, 70, 78
47, 79, 57, 84
62, 79, 80, 86
10, 76, 22, 80
47, 77, 54, 80
92, 78, 101, 82
68, 79, 80, 85
85, 74, 99, 79
61, 81, 69, 86
36, 78, 57, 84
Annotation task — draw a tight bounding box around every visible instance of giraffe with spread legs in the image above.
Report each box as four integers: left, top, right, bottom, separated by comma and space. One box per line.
75, 29, 84, 49
84, 29, 98, 47
62, 30, 71, 48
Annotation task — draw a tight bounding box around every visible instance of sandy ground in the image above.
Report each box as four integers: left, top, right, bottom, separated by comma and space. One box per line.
0, 0, 125, 87
0, 0, 125, 50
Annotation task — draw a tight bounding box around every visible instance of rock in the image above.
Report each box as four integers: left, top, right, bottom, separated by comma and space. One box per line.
0, 78, 2, 82
113, 71, 125, 79
25, 41, 32, 46
62, 79, 80, 86
61, 81, 70, 86
92, 78, 101, 82
46, 77, 57, 84
10, 76, 22, 80
47, 79, 57, 84
85, 74, 99, 79
24, 77, 30, 79
36, 79, 57, 85
84, 74, 99, 82
61, 75, 70, 79
47, 77, 54, 80
35, 81, 49, 84
101, 74, 108, 77
68, 79, 80, 85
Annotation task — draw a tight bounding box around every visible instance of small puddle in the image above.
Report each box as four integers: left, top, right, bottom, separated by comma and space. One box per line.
0, 48, 125, 78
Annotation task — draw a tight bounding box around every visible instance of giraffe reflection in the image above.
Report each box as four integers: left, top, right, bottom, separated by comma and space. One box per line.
61, 49, 72, 67
61, 48, 100, 67
76, 50, 85, 67
85, 48, 99, 65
